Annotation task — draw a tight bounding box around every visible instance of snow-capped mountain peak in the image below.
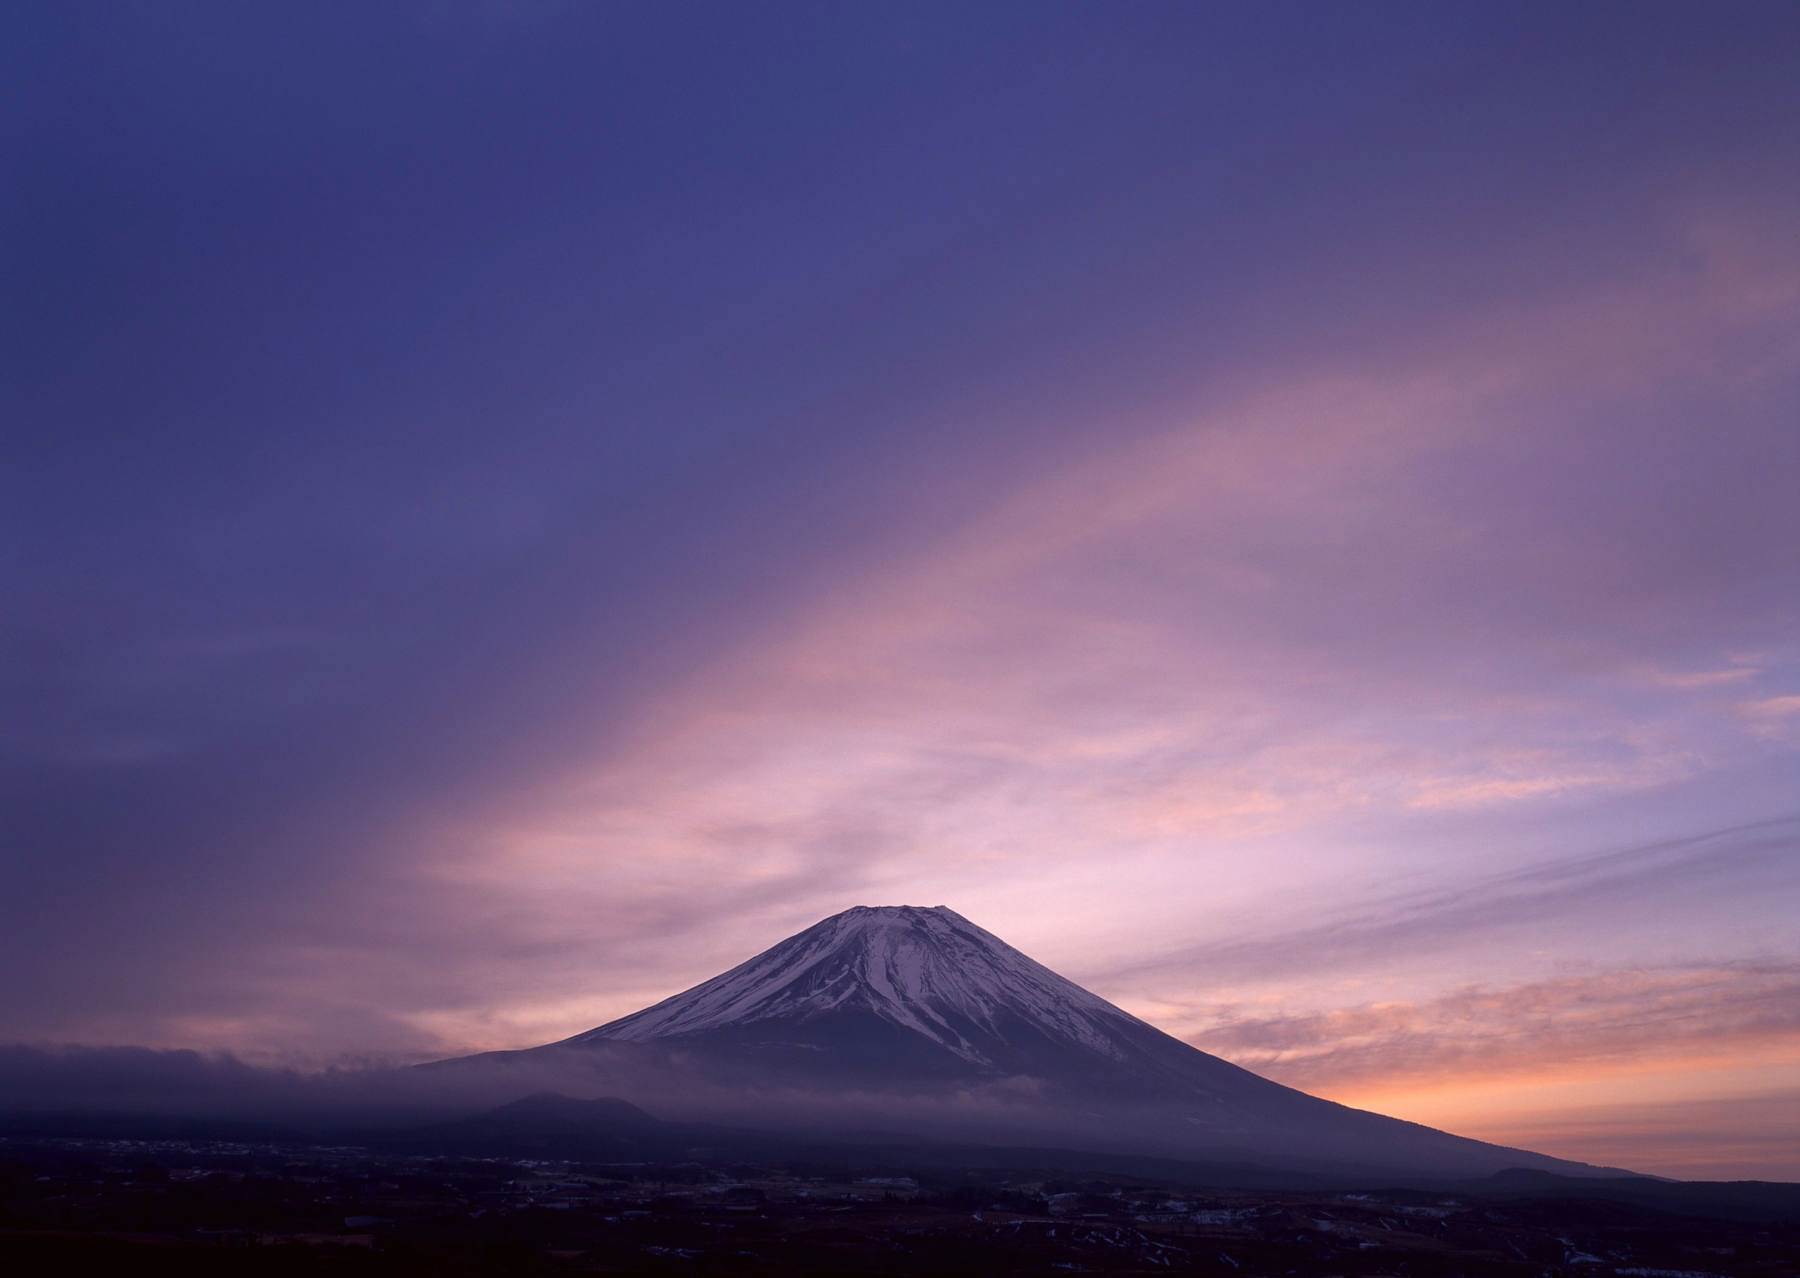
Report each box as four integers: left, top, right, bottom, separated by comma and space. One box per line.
458, 905, 1614, 1180
565, 904, 1146, 1068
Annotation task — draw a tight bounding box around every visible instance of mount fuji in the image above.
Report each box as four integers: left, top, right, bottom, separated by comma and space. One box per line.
436, 905, 1616, 1180
563, 905, 1209, 1087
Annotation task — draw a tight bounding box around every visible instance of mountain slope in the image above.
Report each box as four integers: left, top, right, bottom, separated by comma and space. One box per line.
572, 905, 1130, 1059
563, 905, 1250, 1091
463, 906, 1622, 1179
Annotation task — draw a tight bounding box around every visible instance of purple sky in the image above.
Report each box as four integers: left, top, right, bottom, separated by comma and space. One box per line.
6, 3, 1799, 1178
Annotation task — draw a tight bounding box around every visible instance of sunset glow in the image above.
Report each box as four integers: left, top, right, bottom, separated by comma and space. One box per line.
8, 2, 1798, 1182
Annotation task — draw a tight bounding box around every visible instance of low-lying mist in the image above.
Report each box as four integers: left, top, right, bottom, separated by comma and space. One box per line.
0, 1040, 1621, 1183
0, 1040, 1071, 1140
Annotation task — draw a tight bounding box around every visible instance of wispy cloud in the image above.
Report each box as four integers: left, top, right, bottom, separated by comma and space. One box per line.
1183, 960, 1800, 1090
1101, 818, 1800, 990
1473, 1090, 1800, 1180
7, 6, 1800, 1185
1640, 665, 1762, 691
1739, 694, 1800, 740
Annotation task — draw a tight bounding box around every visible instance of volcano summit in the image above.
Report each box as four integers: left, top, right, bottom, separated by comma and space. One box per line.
564, 905, 1202, 1085
434, 906, 1617, 1180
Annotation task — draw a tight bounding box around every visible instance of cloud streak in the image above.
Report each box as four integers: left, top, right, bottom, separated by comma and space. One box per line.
1186, 961, 1800, 1090
5, 3, 1800, 1180
1102, 818, 1800, 990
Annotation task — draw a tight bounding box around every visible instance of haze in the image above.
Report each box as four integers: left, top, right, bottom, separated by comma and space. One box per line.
5, 2, 1797, 1180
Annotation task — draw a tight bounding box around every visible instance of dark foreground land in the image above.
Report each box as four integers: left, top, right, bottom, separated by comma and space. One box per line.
3, 1134, 1796, 1277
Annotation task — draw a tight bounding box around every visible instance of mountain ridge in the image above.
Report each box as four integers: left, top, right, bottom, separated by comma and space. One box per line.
566, 906, 1174, 1070
436, 905, 1627, 1181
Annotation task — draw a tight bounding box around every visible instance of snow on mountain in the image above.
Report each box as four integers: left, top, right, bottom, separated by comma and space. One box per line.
566, 905, 1145, 1067
465, 904, 1619, 1179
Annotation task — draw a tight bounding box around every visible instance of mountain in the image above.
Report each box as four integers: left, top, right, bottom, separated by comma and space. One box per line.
437, 905, 1622, 1181
563, 904, 1233, 1090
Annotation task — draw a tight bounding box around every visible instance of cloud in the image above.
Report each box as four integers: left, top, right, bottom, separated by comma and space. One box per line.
1473, 1090, 1800, 1181
1739, 695, 1800, 740
1743, 695, 1800, 717
1100, 817, 1800, 993
1640, 665, 1762, 691
1161, 953, 1800, 1179
1181, 961, 1800, 1091
84, 215, 1793, 1064
6, 14, 1800, 1193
